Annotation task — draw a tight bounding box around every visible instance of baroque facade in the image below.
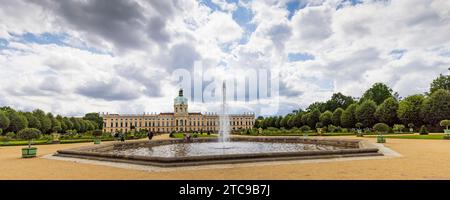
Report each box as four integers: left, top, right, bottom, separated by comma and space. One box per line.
102, 89, 255, 133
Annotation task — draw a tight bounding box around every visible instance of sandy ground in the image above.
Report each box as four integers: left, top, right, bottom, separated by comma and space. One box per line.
1, 135, 450, 180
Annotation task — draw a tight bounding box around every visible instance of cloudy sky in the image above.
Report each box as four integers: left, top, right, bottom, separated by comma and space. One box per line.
0, 0, 449, 116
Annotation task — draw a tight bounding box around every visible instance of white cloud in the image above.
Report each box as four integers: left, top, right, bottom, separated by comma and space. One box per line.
0, 0, 449, 117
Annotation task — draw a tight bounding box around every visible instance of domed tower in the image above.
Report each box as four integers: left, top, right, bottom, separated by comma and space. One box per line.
174, 89, 188, 114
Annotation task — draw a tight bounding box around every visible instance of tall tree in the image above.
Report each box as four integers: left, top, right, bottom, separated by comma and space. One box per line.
324, 93, 355, 111
397, 94, 425, 126
332, 108, 344, 127
319, 111, 333, 127
355, 100, 377, 128
32, 109, 51, 134
375, 97, 399, 126
0, 110, 10, 132
6, 111, 28, 133
430, 74, 450, 94
341, 103, 358, 128
83, 113, 104, 130
360, 83, 394, 105
307, 109, 321, 128
421, 89, 450, 127
25, 113, 41, 130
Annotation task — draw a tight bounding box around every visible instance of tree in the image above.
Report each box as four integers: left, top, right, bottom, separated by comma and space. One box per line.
360, 83, 394, 105
341, 103, 358, 128
280, 116, 288, 128
306, 102, 327, 113
294, 112, 304, 127
421, 89, 450, 127
319, 111, 333, 127
301, 113, 309, 126
32, 109, 51, 134
63, 117, 73, 131
83, 113, 104, 130
25, 113, 41, 130
430, 74, 450, 94
397, 95, 425, 126
307, 109, 321, 128
17, 128, 41, 148
375, 97, 399, 126
6, 111, 28, 133
324, 93, 355, 111
0, 110, 10, 131
332, 108, 344, 126
355, 100, 377, 128
275, 116, 282, 128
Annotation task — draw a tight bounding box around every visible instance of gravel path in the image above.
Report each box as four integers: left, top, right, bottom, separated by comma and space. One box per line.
1, 135, 449, 180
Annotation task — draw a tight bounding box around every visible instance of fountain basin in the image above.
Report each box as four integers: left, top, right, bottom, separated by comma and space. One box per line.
55, 137, 382, 167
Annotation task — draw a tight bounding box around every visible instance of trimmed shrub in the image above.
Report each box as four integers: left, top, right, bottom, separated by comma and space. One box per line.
6, 132, 15, 139
392, 124, 405, 133
440, 120, 450, 130
92, 130, 103, 137
300, 125, 310, 133
373, 123, 390, 134
17, 128, 42, 148
419, 125, 429, 135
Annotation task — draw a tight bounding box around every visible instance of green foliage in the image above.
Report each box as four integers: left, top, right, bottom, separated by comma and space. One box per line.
299, 125, 310, 133
17, 128, 41, 141
83, 113, 103, 130
0, 110, 10, 131
355, 100, 377, 128
375, 97, 399, 126
332, 108, 343, 127
307, 109, 321, 128
360, 83, 394, 105
6, 111, 28, 133
421, 89, 450, 126
355, 122, 363, 129
92, 129, 103, 137
6, 132, 15, 139
327, 124, 337, 133
32, 109, 52, 134
440, 120, 450, 129
319, 111, 333, 127
25, 114, 41, 129
430, 74, 450, 94
419, 125, 429, 135
341, 103, 357, 128
315, 122, 323, 129
373, 123, 390, 134
397, 95, 425, 126
392, 124, 406, 133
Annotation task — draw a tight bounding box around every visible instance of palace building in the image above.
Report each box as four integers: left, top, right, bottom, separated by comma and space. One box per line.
102, 89, 255, 133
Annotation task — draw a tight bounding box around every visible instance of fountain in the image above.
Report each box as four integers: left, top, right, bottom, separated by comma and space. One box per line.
218, 81, 231, 148
55, 82, 383, 167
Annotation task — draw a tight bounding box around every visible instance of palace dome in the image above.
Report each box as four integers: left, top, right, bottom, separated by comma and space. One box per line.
174, 89, 188, 105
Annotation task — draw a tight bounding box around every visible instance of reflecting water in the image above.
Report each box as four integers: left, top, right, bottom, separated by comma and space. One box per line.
109, 142, 344, 158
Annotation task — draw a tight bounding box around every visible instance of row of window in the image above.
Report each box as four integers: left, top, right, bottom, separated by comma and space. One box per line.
106, 120, 254, 128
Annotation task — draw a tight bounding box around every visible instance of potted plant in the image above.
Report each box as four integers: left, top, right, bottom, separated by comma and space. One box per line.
17, 128, 42, 158
373, 123, 389, 143
440, 120, 450, 139
408, 123, 414, 133
92, 130, 103, 144
355, 123, 363, 137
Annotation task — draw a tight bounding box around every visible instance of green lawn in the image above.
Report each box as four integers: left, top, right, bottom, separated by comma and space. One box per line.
0, 138, 116, 146
365, 134, 447, 140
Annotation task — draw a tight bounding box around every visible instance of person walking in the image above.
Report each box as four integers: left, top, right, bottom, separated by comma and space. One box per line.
147, 131, 154, 140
